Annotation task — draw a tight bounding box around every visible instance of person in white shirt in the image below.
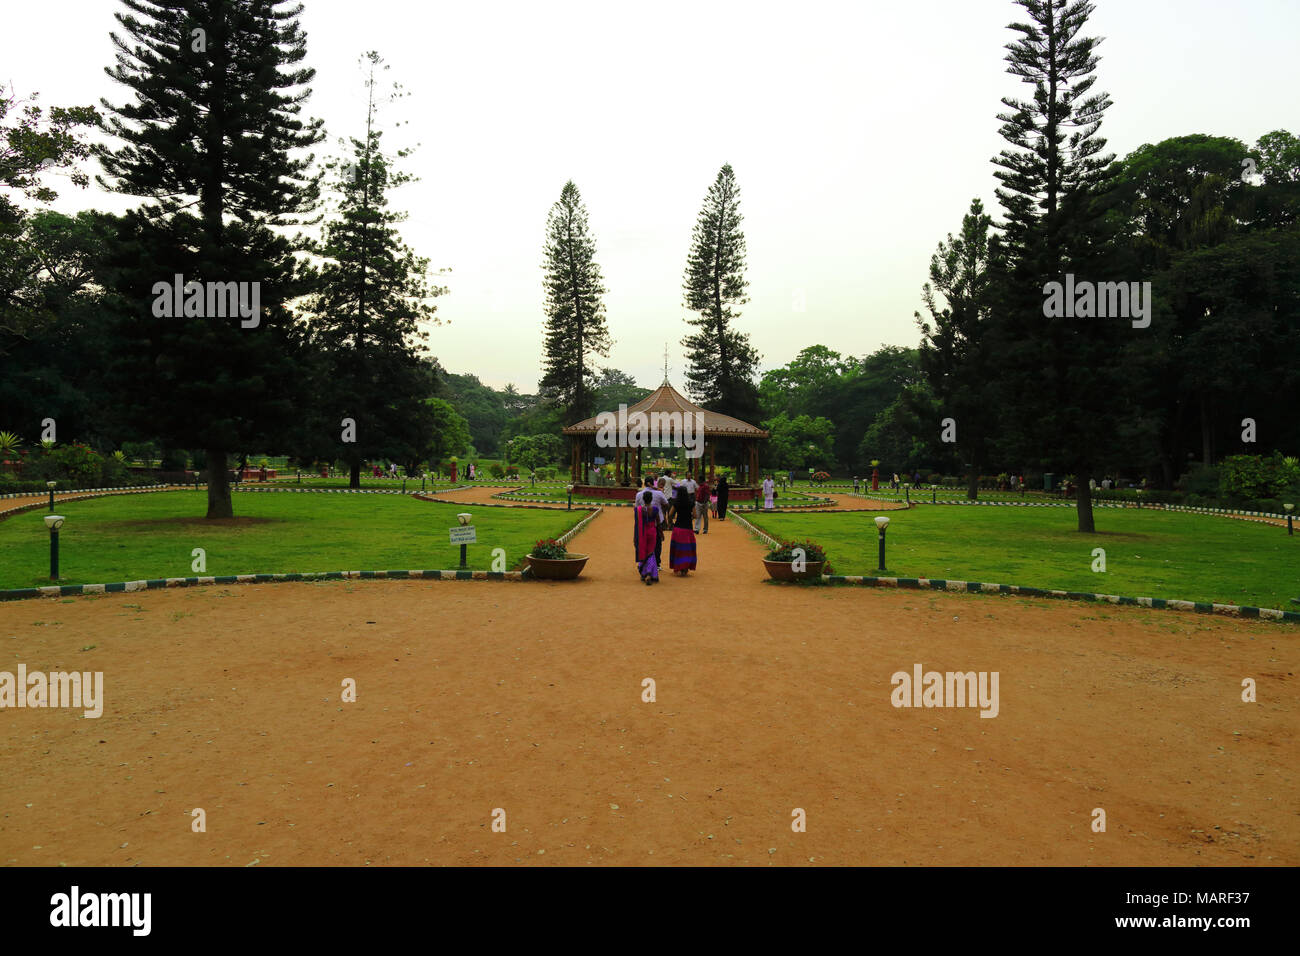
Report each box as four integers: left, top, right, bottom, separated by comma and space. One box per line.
762, 474, 775, 510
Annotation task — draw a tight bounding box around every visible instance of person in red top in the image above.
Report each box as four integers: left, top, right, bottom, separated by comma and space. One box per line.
694, 474, 710, 534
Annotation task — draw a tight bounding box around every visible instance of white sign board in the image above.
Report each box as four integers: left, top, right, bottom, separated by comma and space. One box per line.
449, 526, 477, 545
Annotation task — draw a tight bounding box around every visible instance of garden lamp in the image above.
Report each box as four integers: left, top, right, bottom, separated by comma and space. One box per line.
875, 515, 890, 571
46, 480, 56, 512
567, 484, 574, 510
1286, 502, 1294, 535
44, 513, 65, 580
455, 513, 472, 568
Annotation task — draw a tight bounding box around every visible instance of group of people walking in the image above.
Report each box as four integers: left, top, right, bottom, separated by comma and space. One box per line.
633, 470, 730, 584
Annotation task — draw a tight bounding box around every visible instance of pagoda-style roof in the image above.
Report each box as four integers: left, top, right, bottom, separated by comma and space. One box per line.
562, 382, 769, 439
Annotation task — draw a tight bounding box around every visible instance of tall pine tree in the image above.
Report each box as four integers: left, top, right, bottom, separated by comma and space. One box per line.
300, 51, 445, 488
95, 0, 323, 517
990, 0, 1120, 532
916, 198, 997, 500
681, 163, 760, 421
539, 181, 609, 423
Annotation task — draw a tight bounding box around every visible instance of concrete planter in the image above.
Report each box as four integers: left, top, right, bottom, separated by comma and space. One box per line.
762, 559, 825, 582
525, 554, 589, 580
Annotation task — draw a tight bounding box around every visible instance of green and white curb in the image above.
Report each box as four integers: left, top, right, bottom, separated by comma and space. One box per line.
820, 576, 1300, 623
0, 482, 170, 500
0, 484, 187, 520
732, 512, 1300, 624
492, 491, 841, 509
862, 492, 1294, 523
0, 568, 527, 602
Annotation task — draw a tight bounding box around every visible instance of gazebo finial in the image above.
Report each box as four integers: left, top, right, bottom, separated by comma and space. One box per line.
662, 344, 670, 386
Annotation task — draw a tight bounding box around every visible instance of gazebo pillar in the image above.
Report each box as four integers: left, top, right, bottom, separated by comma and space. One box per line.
709, 442, 716, 480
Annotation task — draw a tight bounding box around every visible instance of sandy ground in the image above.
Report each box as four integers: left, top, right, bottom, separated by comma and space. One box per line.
0, 485, 1295, 866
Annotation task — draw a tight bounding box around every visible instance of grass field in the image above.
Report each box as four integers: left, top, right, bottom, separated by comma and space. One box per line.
749, 506, 1300, 609
0, 491, 587, 587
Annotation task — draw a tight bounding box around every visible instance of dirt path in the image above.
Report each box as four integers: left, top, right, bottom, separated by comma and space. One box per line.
1, 484, 1295, 867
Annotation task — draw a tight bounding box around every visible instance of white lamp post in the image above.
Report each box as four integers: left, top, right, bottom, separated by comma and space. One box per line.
44, 513, 65, 579
874, 515, 890, 571
1285, 502, 1294, 535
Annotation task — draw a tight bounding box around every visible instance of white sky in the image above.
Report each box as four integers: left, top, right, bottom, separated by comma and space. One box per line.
5, 0, 1296, 392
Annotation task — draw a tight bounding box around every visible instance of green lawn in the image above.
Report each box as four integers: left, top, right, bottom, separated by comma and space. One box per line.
748, 507, 1300, 610
0, 491, 586, 588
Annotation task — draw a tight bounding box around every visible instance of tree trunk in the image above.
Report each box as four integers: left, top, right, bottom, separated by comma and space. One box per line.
206, 447, 233, 518
349, 460, 361, 490
1200, 394, 1212, 465
1076, 468, 1096, 533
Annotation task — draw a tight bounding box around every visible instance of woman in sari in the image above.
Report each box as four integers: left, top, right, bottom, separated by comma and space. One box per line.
716, 475, 729, 520
762, 474, 775, 510
668, 486, 697, 575
634, 490, 661, 584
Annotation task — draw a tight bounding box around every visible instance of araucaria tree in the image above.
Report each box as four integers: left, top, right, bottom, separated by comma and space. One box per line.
539, 181, 610, 423
681, 163, 761, 422
990, 0, 1120, 532
301, 51, 445, 488
916, 198, 996, 501
95, 0, 323, 517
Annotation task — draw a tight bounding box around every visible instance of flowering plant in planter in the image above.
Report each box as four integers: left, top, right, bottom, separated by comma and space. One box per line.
762, 538, 833, 578
531, 538, 570, 559
763, 539, 830, 565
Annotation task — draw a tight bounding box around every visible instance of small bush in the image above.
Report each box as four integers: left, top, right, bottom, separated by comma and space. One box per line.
531, 538, 570, 559
1219, 453, 1299, 501
764, 538, 830, 564
1176, 463, 1220, 498
488, 463, 505, 478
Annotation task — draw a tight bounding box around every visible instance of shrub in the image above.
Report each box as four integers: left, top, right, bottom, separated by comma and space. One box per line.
488, 463, 505, 479
1219, 453, 1299, 501
27, 443, 105, 486
530, 538, 570, 559
505, 465, 519, 478
764, 538, 830, 564
811, 471, 831, 484
1176, 463, 1220, 498
0, 431, 22, 461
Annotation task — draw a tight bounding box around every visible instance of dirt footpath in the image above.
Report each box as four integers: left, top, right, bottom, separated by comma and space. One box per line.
0, 487, 1295, 866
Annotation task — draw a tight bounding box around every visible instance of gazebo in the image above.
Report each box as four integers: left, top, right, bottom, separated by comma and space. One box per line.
561, 382, 770, 499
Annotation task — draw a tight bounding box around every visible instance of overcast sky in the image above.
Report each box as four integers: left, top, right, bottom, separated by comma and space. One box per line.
6, 0, 1296, 392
